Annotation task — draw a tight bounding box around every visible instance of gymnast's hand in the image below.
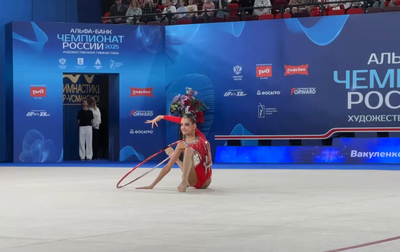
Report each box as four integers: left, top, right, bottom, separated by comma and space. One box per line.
136, 185, 153, 189
145, 115, 162, 129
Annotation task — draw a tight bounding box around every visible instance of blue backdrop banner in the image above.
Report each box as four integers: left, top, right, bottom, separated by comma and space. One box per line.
164, 12, 400, 156
9, 12, 400, 163
11, 22, 166, 162
216, 138, 400, 164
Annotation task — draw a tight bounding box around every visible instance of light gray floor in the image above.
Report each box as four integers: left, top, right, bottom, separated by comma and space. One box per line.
1, 167, 400, 252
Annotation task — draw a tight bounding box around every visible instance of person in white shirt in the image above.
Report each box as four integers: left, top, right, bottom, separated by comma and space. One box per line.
186, 0, 198, 19
253, 0, 271, 15
159, 0, 177, 21
88, 98, 101, 160
326, 0, 351, 10
176, 1, 187, 19
126, 0, 143, 23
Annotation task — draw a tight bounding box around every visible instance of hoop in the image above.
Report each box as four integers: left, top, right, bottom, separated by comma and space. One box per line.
116, 140, 184, 189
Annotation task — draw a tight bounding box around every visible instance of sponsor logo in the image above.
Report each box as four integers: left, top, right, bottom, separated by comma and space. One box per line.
30, 86, 46, 98
224, 90, 247, 97
130, 110, 154, 116
258, 103, 277, 118
130, 87, 154, 97
109, 59, 123, 69
129, 129, 154, 134
258, 103, 265, 118
256, 64, 272, 78
94, 58, 102, 69
26, 110, 51, 117
290, 87, 316, 95
233, 65, 243, 81
284, 64, 309, 76
75, 58, 86, 69
257, 90, 280, 96
233, 65, 242, 75
59, 58, 67, 69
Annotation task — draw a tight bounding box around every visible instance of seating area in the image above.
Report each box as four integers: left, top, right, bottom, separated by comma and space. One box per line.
103, 0, 400, 25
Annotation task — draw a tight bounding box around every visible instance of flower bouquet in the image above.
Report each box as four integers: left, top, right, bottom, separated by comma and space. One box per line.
169, 87, 208, 123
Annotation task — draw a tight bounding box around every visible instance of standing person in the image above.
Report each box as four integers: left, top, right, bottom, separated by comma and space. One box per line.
77, 99, 94, 161
88, 98, 102, 160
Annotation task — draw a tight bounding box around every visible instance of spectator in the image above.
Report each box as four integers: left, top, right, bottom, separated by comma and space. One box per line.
349, 1, 363, 8
307, 0, 322, 12
110, 0, 128, 24
239, 0, 255, 14
88, 98, 101, 160
326, 0, 351, 9
253, 0, 271, 15
126, 0, 143, 23
286, 0, 308, 13
212, 0, 219, 13
186, 0, 199, 18
373, 0, 386, 8
389, 0, 396, 6
77, 99, 94, 161
158, 0, 168, 9
216, 0, 230, 18
176, 0, 188, 18
160, 0, 177, 20
142, 0, 157, 22
289, 6, 298, 13
202, 0, 216, 15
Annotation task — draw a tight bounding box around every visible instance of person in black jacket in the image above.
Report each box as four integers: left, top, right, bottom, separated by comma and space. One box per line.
110, 0, 129, 23
77, 99, 94, 160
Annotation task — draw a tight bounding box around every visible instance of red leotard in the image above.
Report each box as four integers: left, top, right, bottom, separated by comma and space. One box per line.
164, 116, 212, 188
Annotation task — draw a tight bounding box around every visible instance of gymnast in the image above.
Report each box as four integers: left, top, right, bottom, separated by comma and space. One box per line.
136, 112, 212, 192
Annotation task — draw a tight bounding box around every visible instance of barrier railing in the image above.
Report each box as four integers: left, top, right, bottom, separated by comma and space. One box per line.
101, 0, 399, 25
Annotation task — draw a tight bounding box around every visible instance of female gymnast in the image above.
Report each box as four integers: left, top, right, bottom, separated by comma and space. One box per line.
136, 112, 212, 192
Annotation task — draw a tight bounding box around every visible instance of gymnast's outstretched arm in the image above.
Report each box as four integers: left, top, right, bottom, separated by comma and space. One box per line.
145, 115, 206, 140
136, 142, 186, 189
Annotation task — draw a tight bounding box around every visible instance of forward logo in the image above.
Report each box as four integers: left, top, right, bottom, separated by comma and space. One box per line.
290, 87, 316, 95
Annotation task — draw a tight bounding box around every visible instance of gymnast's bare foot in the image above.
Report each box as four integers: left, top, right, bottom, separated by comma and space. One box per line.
177, 180, 189, 192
